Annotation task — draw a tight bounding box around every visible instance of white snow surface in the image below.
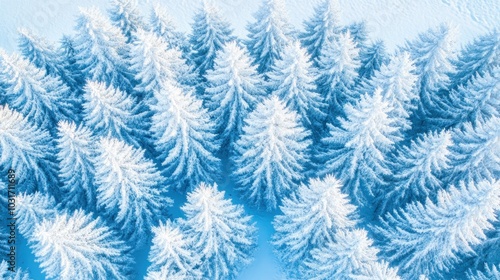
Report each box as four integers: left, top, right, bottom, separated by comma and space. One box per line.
1, 0, 499, 53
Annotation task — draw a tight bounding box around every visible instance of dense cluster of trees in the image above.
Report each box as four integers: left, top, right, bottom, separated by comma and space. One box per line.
0, 0, 498, 279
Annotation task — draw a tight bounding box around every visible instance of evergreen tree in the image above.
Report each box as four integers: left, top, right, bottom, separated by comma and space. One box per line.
351, 261, 402, 280
29, 210, 133, 280
320, 89, 401, 205
342, 21, 369, 52
0, 105, 58, 195
16, 192, 58, 238
205, 41, 265, 148
403, 24, 457, 128
146, 220, 202, 279
108, 0, 145, 43
151, 82, 221, 191
181, 183, 257, 280
267, 41, 326, 134
83, 81, 149, 150
358, 52, 418, 131
149, 4, 189, 53
0, 50, 77, 128
0, 260, 32, 280
300, 0, 341, 63
445, 66, 499, 127
448, 117, 500, 185
452, 30, 500, 88
301, 229, 380, 280
73, 7, 134, 92
56, 121, 97, 210
381, 130, 452, 213
59, 35, 85, 92
232, 96, 311, 210
317, 31, 361, 120
272, 175, 357, 268
246, 0, 294, 74
467, 264, 500, 280
375, 179, 500, 278
189, 1, 234, 76
358, 40, 388, 81
94, 137, 171, 243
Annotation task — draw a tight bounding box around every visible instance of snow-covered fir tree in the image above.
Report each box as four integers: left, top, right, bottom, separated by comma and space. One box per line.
94, 137, 171, 243
0, 105, 58, 195
59, 35, 84, 92
146, 220, 202, 279
447, 117, 500, 185
467, 264, 500, 280
351, 261, 402, 280
181, 183, 257, 280
246, 0, 294, 74
232, 96, 311, 210
56, 121, 96, 210
149, 4, 189, 53
108, 0, 145, 43
267, 41, 326, 135
204, 41, 265, 148
357, 40, 388, 81
452, 30, 499, 88
0, 260, 31, 280
317, 31, 361, 120
381, 130, 452, 213
342, 21, 369, 52
445, 66, 499, 127
375, 179, 500, 278
83, 81, 149, 150
189, 1, 234, 76
301, 229, 382, 280
358, 52, 418, 131
320, 89, 401, 205
0, 50, 77, 128
29, 210, 133, 280
16, 192, 58, 238
403, 24, 457, 129
150, 82, 221, 191
73, 7, 134, 92
300, 0, 341, 63
272, 175, 357, 269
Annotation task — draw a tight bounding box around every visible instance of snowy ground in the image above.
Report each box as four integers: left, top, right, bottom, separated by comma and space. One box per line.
1, 0, 499, 279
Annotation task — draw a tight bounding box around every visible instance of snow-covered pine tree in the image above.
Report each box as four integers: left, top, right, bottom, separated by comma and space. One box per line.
358, 52, 418, 131
357, 40, 388, 81
130, 29, 197, 103
0, 50, 77, 128
342, 21, 369, 52
403, 24, 457, 130
300, 229, 381, 280
149, 4, 189, 53
351, 261, 402, 280
317, 31, 361, 120
452, 30, 500, 88
0, 105, 58, 195
146, 220, 202, 279
16, 192, 58, 239
272, 175, 357, 269
181, 183, 257, 280
467, 264, 500, 280
17, 29, 79, 93
381, 130, 452, 213
445, 66, 499, 127
205, 41, 265, 148
29, 210, 133, 280
56, 121, 96, 210
267, 41, 326, 136
59, 35, 84, 92
320, 89, 401, 205
189, 1, 234, 76
73, 7, 134, 92
108, 0, 145, 43
447, 117, 500, 185
300, 0, 341, 63
151, 82, 221, 191
232, 96, 311, 210
246, 0, 294, 74
0, 260, 31, 280
94, 137, 171, 244
83, 81, 149, 150
375, 179, 500, 278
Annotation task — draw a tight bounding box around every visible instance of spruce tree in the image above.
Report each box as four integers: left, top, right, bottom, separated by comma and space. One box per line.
16, 192, 58, 239
108, 0, 145, 43
149, 4, 189, 53
232, 96, 311, 210
358, 40, 388, 81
